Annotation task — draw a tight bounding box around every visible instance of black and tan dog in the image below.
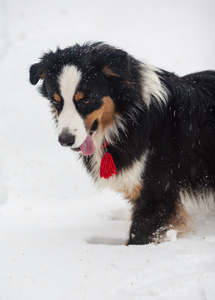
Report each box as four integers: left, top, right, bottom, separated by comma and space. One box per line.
30, 42, 215, 244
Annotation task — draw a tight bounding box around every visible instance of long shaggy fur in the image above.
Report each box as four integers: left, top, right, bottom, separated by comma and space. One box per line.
29, 42, 215, 244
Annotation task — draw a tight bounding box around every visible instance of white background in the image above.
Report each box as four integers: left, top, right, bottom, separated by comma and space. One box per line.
0, 0, 215, 299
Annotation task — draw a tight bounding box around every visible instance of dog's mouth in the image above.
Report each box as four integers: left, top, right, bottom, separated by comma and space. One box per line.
71, 120, 98, 156
72, 133, 94, 156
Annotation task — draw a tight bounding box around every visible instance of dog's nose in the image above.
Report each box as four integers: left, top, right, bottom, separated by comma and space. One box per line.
58, 132, 75, 147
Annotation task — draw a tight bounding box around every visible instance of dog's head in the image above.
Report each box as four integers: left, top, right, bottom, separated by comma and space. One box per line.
29, 43, 135, 155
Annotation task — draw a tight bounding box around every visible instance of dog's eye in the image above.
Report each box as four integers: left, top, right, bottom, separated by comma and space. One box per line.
52, 100, 60, 107
76, 98, 94, 109
82, 98, 91, 105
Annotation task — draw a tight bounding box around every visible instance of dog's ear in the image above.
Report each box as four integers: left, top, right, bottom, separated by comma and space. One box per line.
29, 63, 46, 85
98, 47, 132, 80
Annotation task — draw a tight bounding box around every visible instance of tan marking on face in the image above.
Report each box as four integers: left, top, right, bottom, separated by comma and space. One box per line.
85, 96, 115, 131
74, 91, 85, 101
51, 104, 58, 118
102, 66, 120, 78
53, 92, 61, 102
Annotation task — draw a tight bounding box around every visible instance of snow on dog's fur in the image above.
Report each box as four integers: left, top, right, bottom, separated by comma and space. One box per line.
30, 42, 215, 244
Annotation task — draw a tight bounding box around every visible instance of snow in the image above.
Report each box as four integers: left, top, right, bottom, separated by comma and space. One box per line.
0, 0, 215, 299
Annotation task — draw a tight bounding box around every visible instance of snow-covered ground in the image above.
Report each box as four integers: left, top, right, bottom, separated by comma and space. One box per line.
0, 0, 215, 299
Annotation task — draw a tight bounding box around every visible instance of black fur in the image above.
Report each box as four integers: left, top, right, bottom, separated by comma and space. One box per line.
30, 42, 215, 244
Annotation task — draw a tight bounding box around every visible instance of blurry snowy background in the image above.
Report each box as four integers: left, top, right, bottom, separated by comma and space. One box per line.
0, 0, 215, 299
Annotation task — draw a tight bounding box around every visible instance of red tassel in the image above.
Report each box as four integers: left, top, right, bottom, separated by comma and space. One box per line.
100, 152, 117, 179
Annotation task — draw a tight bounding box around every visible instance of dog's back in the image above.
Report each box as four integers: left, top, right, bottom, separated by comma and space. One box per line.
149, 70, 215, 190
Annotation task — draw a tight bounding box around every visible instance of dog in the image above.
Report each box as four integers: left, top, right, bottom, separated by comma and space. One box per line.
29, 42, 215, 244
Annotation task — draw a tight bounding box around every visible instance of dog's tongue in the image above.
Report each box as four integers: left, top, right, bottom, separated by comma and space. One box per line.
80, 134, 95, 156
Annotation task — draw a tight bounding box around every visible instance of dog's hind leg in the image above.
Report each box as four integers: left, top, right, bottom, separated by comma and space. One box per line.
128, 189, 192, 245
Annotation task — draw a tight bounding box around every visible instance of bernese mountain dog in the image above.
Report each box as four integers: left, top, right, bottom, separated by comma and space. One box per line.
29, 42, 215, 244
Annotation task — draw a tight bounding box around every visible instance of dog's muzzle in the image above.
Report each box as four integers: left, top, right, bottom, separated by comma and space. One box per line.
58, 128, 95, 156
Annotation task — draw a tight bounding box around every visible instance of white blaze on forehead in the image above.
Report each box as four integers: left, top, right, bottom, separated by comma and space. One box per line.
58, 65, 87, 148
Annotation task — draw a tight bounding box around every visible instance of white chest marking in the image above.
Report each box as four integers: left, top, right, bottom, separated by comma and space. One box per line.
94, 151, 149, 200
